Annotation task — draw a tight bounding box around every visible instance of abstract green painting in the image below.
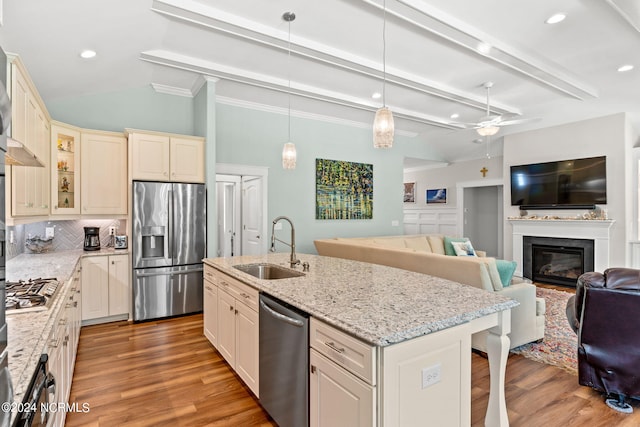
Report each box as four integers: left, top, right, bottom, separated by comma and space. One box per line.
315, 158, 373, 220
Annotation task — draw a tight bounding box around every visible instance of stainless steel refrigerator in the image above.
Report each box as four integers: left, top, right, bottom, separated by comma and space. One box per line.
132, 181, 206, 321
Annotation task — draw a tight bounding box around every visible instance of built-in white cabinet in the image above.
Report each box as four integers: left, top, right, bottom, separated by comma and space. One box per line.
9, 56, 50, 217
81, 254, 129, 323
128, 129, 205, 183
80, 130, 127, 215
50, 121, 81, 214
203, 269, 218, 347
47, 261, 82, 427
309, 318, 376, 427
203, 264, 259, 397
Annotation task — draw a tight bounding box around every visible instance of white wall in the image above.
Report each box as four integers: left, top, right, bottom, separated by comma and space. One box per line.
503, 113, 631, 267
404, 156, 503, 208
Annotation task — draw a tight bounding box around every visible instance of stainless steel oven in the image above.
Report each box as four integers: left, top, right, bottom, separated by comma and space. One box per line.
12, 355, 53, 427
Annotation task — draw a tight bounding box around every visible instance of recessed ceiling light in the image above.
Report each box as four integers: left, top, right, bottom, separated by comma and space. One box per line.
450, 113, 459, 119
80, 50, 96, 59
545, 13, 566, 24
372, 92, 382, 99
618, 64, 634, 72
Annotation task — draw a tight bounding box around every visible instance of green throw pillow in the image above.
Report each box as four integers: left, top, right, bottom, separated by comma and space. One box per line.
495, 259, 517, 287
443, 236, 468, 256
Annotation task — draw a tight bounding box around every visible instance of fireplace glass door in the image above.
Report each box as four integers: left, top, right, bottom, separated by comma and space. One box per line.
532, 244, 584, 286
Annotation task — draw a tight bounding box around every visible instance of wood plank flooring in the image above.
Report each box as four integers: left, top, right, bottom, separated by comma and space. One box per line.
66, 313, 640, 427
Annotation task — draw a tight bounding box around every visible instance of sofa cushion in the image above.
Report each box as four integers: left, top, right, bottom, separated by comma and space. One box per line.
451, 240, 477, 257
496, 259, 518, 288
443, 236, 468, 256
372, 238, 406, 248
404, 236, 432, 252
428, 235, 446, 255
481, 258, 504, 291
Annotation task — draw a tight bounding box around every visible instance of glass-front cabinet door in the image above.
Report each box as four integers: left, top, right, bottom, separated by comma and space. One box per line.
50, 121, 81, 214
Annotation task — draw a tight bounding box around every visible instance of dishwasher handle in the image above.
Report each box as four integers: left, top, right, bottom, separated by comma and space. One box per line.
260, 298, 304, 327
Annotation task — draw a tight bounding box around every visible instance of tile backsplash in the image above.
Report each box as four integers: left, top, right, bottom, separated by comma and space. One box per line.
7, 219, 127, 260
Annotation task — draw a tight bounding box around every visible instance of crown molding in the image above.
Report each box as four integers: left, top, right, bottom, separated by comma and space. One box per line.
150, 83, 194, 97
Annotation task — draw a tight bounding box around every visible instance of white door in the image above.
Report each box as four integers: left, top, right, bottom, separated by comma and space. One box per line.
216, 175, 241, 257
242, 176, 263, 256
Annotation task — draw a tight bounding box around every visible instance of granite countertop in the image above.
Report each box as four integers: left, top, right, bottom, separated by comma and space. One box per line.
6, 248, 129, 404
205, 253, 519, 346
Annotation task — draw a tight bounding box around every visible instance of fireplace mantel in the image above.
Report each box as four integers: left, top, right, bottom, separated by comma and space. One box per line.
509, 219, 615, 276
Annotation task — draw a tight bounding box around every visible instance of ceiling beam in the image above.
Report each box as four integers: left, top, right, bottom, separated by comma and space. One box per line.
140, 49, 461, 130
150, 0, 518, 115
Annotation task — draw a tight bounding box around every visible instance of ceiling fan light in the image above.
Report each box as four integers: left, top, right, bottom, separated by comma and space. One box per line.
477, 125, 499, 136
282, 142, 296, 169
373, 107, 394, 148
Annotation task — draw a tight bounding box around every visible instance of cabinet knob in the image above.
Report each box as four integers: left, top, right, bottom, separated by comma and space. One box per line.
112, 261, 115, 264
54, 205, 58, 209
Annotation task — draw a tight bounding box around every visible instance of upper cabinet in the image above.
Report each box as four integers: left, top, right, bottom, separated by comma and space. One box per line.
80, 130, 127, 215
128, 129, 205, 183
50, 121, 81, 214
9, 57, 50, 217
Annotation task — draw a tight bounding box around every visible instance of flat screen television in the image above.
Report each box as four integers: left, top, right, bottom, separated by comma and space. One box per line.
510, 156, 606, 209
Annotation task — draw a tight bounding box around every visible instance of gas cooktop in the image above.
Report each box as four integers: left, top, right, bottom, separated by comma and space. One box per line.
5, 278, 60, 312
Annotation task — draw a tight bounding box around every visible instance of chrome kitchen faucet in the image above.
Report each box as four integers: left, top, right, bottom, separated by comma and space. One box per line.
270, 216, 300, 268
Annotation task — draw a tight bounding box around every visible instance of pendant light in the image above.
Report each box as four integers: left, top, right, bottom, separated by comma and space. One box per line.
373, 0, 394, 149
282, 12, 297, 169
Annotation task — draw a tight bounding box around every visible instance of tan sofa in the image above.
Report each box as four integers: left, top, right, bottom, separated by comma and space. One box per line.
314, 234, 545, 351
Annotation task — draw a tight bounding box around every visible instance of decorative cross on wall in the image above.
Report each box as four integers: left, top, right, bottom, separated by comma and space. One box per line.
480, 167, 488, 177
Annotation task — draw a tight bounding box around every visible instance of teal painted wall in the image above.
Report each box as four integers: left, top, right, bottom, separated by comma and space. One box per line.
216, 103, 424, 254
47, 86, 194, 134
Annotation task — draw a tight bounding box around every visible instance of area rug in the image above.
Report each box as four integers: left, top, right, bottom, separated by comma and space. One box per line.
510, 287, 578, 374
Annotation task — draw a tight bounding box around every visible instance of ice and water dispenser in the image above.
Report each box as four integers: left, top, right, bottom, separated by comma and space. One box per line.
141, 226, 166, 259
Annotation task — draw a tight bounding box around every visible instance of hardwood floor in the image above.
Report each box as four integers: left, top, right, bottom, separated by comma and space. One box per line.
66, 313, 640, 427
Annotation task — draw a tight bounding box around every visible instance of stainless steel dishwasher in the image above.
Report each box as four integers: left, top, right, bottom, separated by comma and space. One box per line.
259, 293, 309, 427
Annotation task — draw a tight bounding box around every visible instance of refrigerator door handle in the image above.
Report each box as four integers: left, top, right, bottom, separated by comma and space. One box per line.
167, 188, 173, 263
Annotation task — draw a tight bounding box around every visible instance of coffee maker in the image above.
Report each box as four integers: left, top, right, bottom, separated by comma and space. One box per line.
84, 227, 100, 251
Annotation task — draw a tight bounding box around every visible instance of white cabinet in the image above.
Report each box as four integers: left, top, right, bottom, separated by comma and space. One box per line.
51, 121, 81, 214
46, 264, 82, 427
203, 270, 218, 347
204, 264, 259, 397
9, 57, 50, 217
309, 318, 376, 427
81, 254, 129, 323
80, 130, 127, 215
128, 129, 205, 183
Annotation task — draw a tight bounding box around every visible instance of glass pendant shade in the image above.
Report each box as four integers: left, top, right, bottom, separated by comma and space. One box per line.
373, 107, 394, 148
476, 125, 500, 137
282, 142, 296, 169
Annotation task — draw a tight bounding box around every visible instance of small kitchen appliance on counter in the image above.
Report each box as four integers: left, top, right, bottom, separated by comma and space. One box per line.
83, 226, 100, 251
115, 235, 128, 249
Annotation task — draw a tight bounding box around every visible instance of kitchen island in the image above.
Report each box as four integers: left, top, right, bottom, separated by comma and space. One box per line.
204, 253, 518, 427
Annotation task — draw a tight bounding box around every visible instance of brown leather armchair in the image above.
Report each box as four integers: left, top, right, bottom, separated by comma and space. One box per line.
566, 268, 640, 413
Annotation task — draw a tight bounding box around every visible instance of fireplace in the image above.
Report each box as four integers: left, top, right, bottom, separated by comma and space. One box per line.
523, 236, 595, 287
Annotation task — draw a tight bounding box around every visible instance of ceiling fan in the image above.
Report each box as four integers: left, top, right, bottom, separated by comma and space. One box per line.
452, 82, 539, 136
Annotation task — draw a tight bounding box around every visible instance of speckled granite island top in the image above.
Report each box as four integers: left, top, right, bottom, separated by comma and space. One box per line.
205, 253, 519, 346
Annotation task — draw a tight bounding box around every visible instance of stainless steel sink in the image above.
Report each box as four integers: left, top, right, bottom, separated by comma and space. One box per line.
233, 263, 305, 280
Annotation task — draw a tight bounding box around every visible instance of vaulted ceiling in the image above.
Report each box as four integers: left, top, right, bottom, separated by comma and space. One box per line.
1, 0, 639, 164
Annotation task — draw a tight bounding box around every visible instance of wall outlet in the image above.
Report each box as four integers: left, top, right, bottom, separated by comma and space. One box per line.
109, 226, 117, 236
421, 363, 441, 389
45, 227, 55, 239
391, 220, 399, 226
274, 223, 283, 230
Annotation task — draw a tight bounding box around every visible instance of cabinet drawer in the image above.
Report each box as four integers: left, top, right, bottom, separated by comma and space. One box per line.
206, 265, 259, 312
310, 318, 376, 385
